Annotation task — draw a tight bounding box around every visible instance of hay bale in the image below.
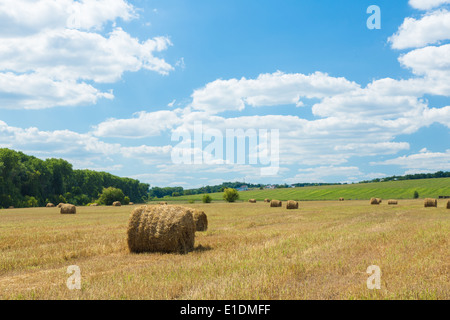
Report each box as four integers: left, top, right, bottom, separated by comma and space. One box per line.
377, 198, 382, 203
424, 198, 437, 208
388, 200, 398, 205
113, 201, 121, 207
159, 202, 168, 205
192, 209, 208, 232
129, 202, 134, 205
127, 205, 195, 254
46, 203, 55, 207
249, 199, 256, 203
286, 200, 299, 209
370, 198, 380, 205
447, 200, 450, 209
90, 203, 98, 206
57, 203, 65, 208
264, 198, 271, 203
339, 198, 344, 201
8, 206, 14, 209
270, 200, 282, 207
60, 204, 76, 214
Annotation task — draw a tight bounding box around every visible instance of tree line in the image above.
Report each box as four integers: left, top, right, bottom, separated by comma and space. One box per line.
0, 148, 149, 208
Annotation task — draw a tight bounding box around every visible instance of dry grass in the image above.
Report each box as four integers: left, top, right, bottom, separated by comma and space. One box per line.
0, 200, 449, 300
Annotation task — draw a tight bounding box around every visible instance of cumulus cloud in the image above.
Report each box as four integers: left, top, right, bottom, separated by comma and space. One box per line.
389, 9, 450, 49
372, 150, 450, 172
93, 110, 182, 138
0, 0, 173, 109
409, 0, 450, 10
191, 71, 359, 114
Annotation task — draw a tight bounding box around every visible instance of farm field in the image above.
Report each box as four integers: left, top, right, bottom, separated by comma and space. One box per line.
161, 178, 450, 203
0, 200, 449, 300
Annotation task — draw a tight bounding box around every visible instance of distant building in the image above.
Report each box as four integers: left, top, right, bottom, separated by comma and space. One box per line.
237, 185, 249, 191
265, 185, 275, 189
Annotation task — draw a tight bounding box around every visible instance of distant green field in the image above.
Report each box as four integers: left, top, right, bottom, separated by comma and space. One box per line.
158, 178, 450, 202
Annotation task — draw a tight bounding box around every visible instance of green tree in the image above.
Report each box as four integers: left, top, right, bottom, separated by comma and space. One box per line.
413, 190, 419, 199
97, 187, 125, 205
223, 188, 239, 203
202, 194, 212, 203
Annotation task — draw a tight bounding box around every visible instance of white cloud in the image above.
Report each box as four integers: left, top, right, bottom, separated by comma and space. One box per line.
0, 72, 113, 109
372, 150, 450, 171
93, 110, 182, 138
191, 71, 359, 114
389, 9, 450, 49
0, 0, 136, 35
399, 44, 450, 79
409, 0, 450, 10
284, 166, 363, 183
0, 0, 173, 109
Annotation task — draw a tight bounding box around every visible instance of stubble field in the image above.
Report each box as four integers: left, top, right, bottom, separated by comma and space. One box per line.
0, 200, 449, 300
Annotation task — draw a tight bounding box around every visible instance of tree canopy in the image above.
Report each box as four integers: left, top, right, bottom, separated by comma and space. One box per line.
0, 148, 150, 208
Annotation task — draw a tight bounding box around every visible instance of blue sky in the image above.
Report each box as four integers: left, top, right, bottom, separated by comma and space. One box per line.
0, 0, 449, 188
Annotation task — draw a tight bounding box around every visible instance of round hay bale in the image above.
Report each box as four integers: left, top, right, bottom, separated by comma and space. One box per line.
377, 198, 382, 203
249, 199, 256, 203
388, 200, 398, 205
370, 198, 380, 205
286, 200, 299, 209
60, 204, 76, 214
113, 201, 121, 207
46, 203, 55, 208
159, 202, 168, 205
270, 200, 282, 207
424, 198, 437, 208
192, 209, 208, 232
129, 202, 134, 205
57, 203, 65, 208
339, 198, 344, 201
447, 200, 450, 209
264, 198, 271, 203
8, 206, 14, 209
127, 205, 195, 254
90, 203, 98, 206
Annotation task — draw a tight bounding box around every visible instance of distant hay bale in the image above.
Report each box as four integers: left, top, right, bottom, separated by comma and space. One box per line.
57, 203, 65, 208
388, 200, 398, 205
249, 199, 256, 203
270, 200, 282, 207
377, 198, 382, 203
90, 203, 98, 206
424, 198, 437, 208
129, 202, 134, 205
113, 201, 121, 207
46, 203, 55, 207
264, 198, 271, 203
192, 209, 208, 232
370, 198, 380, 205
127, 205, 195, 254
286, 200, 299, 209
60, 204, 76, 214
159, 202, 168, 205
447, 200, 450, 209
8, 206, 14, 209
339, 198, 344, 201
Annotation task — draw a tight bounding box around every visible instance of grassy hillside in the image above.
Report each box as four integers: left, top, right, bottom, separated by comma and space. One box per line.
160, 178, 450, 202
